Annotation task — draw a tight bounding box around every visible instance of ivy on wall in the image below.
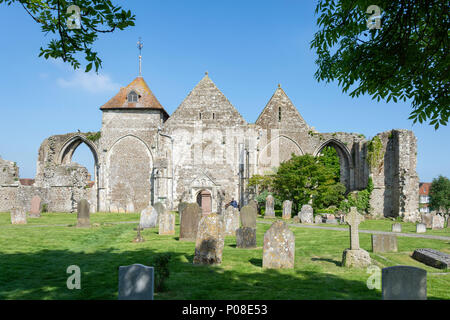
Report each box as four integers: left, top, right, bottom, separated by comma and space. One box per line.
367, 136, 384, 170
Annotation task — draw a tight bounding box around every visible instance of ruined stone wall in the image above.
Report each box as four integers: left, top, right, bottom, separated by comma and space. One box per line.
0, 157, 19, 185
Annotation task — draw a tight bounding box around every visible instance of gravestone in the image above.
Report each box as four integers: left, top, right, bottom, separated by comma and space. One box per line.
412, 248, 450, 269
139, 205, 157, 229
325, 218, 338, 225
263, 220, 295, 269
314, 215, 322, 224
236, 227, 257, 248
178, 202, 188, 219
431, 215, 444, 230
118, 264, 154, 300
133, 225, 145, 243
154, 202, 166, 218
193, 213, 225, 265
299, 205, 313, 224
179, 203, 202, 241
264, 194, 275, 219
240, 205, 257, 229
10, 208, 27, 225
292, 215, 300, 224
282, 200, 292, 220
371, 234, 398, 253
392, 223, 402, 233
76, 199, 90, 228
159, 212, 175, 235
341, 207, 371, 268
223, 206, 240, 236
29, 195, 41, 218
421, 213, 432, 228
382, 266, 427, 300
248, 199, 258, 214
416, 223, 426, 233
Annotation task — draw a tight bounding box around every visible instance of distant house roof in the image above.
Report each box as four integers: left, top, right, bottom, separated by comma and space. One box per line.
419, 182, 431, 196
20, 179, 35, 186
100, 76, 169, 118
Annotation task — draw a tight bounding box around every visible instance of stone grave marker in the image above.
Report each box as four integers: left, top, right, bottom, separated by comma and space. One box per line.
193, 213, 225, 265
179, 203, 202, 241
223, 206, 240, 236
76, 199, 90, 228
159, 212, 175, 235
10, 208, 27, 225
292, 215, 300, 224
139, 205, 157, 229
248, 199, 258, 213
263, 220, 295, 269
382, 266, 427, 300
282, 200, 292, 220
421, 213, 432, 228
29, 195, 41, 218
416, 223, 426, 233
314, 215, 322, 224
236, 227, 257, 248
240, 205, 257, 229
412, 248, 450, 269
371, 234, 398, 253
133, 225, 145, 243
392, 223, 402, 233
341, 207, 371, 268
178, 202, 188, 219
118, 264, 154, 300
299, 205, 313, 224
431, 215, 444, 230
264, 194, 275, 219
154, 202, 166, 217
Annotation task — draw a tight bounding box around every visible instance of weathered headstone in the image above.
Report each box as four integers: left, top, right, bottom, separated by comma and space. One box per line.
126, 201, 135, 213
236, 227, 257, 248
118, 264, 154, 300
421, 213, 432, 228
341, 207, 371, 268
76, 199, 90, 228
264, 194, 275, 219
292, 215, 300, 224
431, 215, 445, 230
282, 200, 292, 220
139, 205, 157, 229
392, 223, 402, 233
179, 203, 202, 241
371, 234, 398, 253
314, 215, 322, 224
412, 248, 450, 269
263, 220, 295, 269
178, 202, 188, 218
382, 266, 427, 300
248, 199, 258, 213
299, 205, 313, 224
223, 206, 240, 236
193, 213, 225, 265
10, 208, 27, 225
240, 205, 257, 229
159, 212, 175, 235
325, 218, 338, 225
416, 223, 426, 233
154, 202, 166, 218
29, 195, 41, 218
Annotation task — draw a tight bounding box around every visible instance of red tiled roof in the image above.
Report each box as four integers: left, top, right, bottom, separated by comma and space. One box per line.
20, 179, 35, 186
419, 182, 431, 195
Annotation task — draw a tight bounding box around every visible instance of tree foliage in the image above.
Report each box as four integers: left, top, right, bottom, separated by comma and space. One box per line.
0, 0, 136, 72
429, 175, 450, 214
311, 0, 449, 129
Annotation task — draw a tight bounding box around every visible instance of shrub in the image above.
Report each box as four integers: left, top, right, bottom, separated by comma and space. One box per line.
153, 253, 172, 292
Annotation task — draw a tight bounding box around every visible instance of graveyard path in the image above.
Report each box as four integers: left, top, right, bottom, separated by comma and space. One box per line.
0, 220, 139, 229
257, 220, 450, 241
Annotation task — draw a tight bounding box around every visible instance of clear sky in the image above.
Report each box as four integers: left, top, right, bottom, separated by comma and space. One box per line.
0, 0, 448, 182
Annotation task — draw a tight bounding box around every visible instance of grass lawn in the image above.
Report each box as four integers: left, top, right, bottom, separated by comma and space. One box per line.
0, 212, 448, 300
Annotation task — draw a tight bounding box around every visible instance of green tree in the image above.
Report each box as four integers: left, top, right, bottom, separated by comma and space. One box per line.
429, 175, 450, 214
1, 0, 136, 72
311, 1, 449, 129
318, 146, 341, 182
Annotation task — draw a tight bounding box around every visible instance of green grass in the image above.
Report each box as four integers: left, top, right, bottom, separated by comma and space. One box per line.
0, 212, 448, 300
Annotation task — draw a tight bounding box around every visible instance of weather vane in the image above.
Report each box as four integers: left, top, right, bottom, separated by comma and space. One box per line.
137, 37, 143, 77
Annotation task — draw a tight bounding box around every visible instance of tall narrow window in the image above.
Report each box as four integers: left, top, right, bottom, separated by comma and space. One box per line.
213, 113, 215, 120
199, 112, 202, 120
128, 90, 138, 102
278, 107, 282, 122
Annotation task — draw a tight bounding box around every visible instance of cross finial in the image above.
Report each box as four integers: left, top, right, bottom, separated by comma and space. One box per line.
137, 37, 143, 77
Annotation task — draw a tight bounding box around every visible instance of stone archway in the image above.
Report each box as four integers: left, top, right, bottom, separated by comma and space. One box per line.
196, 189, 212, 215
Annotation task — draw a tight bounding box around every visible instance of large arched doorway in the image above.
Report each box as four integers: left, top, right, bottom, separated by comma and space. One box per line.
196, 189, 212, 215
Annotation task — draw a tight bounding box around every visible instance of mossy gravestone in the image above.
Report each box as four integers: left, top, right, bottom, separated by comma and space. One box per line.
236, 205, 257, 248
282, 200, 292, 220
240, 205, 256, 229
193, 214, 225, 265
77, 199, 90, 228
139, 205, 157, 229
159, 212, 175, 235
223, 206, 240, 236
263, 220, 295, 269
264, 194, 275, 219
179, 203, 202, 241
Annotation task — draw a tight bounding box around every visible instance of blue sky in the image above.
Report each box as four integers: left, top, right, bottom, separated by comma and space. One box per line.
0, 0, 448, 182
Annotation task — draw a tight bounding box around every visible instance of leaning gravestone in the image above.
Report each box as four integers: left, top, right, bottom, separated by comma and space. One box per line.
412, 248, 450, 269
282, 200, 292, 220
263, 220, 295, 269
240, 205, 257, 229
223, 206, 240, 236
179, 203, 202, 241
159, 212, 175, 235
371, 234, 398, 253
416, 223, 426, 233
118, 264, 154, 300
264, 194, 275, 219
341, 207, 371, 268
10, 208, 27, 225
431, 215, 445, 230
29, 195, 41, 218
382, 266, 427, 300
139, 205, 157, 229
193, 213, 225, 265
421, 213, 432, 228
77, 199, 90, 228
236, 227, 257, 248
299, 205, 314, 224
392, 223, 402, 233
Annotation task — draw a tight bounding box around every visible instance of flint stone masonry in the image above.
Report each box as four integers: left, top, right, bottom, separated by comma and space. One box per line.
382, 266, 426, 300
193, 213, 225, 265
263, 221, 295, 269
236, 227, 257, 248
223, 206, 240, 236
412, 248, 450, 269
431, 215, 445, 230
10, 208, 27, 224
300, 205, 313, 224
371, 234, 398, 253
179, 203, 202, 241
264, 195, 275, 219
282, 200, 292, 220
76, 199, 90, 228
240, 205, 257, 229
139, 205, 157, 229
118, 264, 154, 300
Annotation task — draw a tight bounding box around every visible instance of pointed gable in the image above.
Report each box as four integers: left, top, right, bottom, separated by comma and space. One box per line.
189, 169, 219, 188
166, 74, 247, 126
255, 86, 309, 131
100, 77, 169, 117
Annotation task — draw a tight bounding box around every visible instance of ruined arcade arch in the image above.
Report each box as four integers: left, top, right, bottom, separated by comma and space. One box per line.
257, 135, 304, 174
